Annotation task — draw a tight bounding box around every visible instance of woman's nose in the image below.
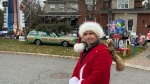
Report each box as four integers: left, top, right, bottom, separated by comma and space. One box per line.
86, 34, 90, 38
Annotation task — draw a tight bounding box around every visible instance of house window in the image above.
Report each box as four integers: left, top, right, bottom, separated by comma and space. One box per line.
85, 17, 96, 22
59, 4, 64, 12
117, 0, 129, 9
70, 4, 78, 12
85, 0, 96, 10
128, 19, 133, 31
50, 4, 55, 12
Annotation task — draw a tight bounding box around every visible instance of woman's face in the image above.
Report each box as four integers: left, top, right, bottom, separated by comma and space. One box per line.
83, 31, 98, 46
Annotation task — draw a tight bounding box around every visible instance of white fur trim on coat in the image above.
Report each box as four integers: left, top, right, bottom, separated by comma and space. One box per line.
74, 43, 85, 52
79, 22, 104, 38
77, 64, 86, 84
69, 76, 79, 84
78, 79, 83, 84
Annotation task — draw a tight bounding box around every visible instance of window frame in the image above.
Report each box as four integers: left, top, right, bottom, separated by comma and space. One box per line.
117, 0, 129, 9
70, 4, 78, 12
85, 0, 96, 10
59, 4, 64, 12
85, 17, 96, 22
50, 4, 55, 12
128, 19, 133, 31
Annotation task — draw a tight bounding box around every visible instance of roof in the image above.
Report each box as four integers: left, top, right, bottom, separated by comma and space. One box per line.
44, 0, 64, 2
99, 8, 150, 14
44, 0, 77, 3
134, 0, 144, 1
39, 12, 81, 17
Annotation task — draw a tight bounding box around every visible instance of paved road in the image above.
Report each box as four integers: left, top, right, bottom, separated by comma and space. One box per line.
0, 53, 150, 84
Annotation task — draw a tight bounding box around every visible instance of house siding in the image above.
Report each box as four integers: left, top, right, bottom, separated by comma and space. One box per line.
99, 14, 108, 28
111, 0, 134, 9
137, 14, 150, 35
115, 13, 137, 32
44, 2, 78, 13
44, 3, 51, 13
134, 1, 142, 8
111, 0, 117, 9
78, 1, 103, 25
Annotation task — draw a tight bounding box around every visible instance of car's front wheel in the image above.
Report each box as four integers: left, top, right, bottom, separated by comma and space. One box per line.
62, 41, 69, 47
35, 40, 41, 45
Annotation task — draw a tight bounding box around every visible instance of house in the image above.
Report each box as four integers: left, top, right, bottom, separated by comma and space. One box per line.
39, 0, 80, 28
41, 0, 150, 36
99, 0, 150, 36
79, 0, 150, 36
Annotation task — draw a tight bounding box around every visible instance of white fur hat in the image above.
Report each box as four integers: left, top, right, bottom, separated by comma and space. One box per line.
79, 22, 104, 38
74, 22, 104, 52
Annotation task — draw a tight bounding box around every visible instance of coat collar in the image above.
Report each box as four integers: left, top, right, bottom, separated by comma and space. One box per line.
80, 43, 106, 67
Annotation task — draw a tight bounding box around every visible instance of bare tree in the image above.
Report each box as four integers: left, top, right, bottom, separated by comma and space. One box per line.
143, 0, 150, 8
67, 0, 103, 21
22, 0, 43, 30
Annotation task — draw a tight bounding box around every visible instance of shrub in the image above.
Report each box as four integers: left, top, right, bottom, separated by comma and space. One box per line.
35, 23, 72, 34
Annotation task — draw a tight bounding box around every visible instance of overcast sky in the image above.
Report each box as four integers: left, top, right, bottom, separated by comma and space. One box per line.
0, 0, 46, 10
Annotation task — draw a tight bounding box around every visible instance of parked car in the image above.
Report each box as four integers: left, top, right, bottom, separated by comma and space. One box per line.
26, 31, 78, 47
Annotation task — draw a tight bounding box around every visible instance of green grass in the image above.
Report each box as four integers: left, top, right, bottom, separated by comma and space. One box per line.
100, 39, 146, 59
0, 38, 80, 57
0, 38, 146, 59
116, 44, 146, 60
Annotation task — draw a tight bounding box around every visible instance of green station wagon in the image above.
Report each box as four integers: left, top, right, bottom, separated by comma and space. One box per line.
26, 31, 78, 47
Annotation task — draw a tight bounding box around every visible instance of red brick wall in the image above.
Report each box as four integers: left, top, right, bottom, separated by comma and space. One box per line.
78, 0, 103, 25
134, 1, 142, 8
137, 14, 150, 35
99, 14, 108, 28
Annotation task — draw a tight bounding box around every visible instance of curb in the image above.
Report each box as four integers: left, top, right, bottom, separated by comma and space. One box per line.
0, 51, 150, 71
0, 51, 79, 59
124, 63, 150, 71
112, 62, 150, 71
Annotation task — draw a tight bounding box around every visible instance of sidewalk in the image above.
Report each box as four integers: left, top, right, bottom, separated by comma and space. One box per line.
124, 42, 150, 70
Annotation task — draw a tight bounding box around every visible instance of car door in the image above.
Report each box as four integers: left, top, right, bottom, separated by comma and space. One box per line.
40, 32, 49, 44
49, 32, 60, 44
26, 31, 39, 43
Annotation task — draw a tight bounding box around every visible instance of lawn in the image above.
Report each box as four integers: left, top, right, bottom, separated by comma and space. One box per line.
0, 37, 146, 59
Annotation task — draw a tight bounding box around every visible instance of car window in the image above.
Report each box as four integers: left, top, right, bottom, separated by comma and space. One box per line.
42, 32, 48, 37
57, 33, 64, 37
38, 32, 43, 35
50, 32, 57, 37
50, 33, 54, 37
28, 31, 39, 36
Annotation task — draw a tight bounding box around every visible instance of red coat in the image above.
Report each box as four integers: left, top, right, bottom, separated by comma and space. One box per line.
69, 43, 112, 84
